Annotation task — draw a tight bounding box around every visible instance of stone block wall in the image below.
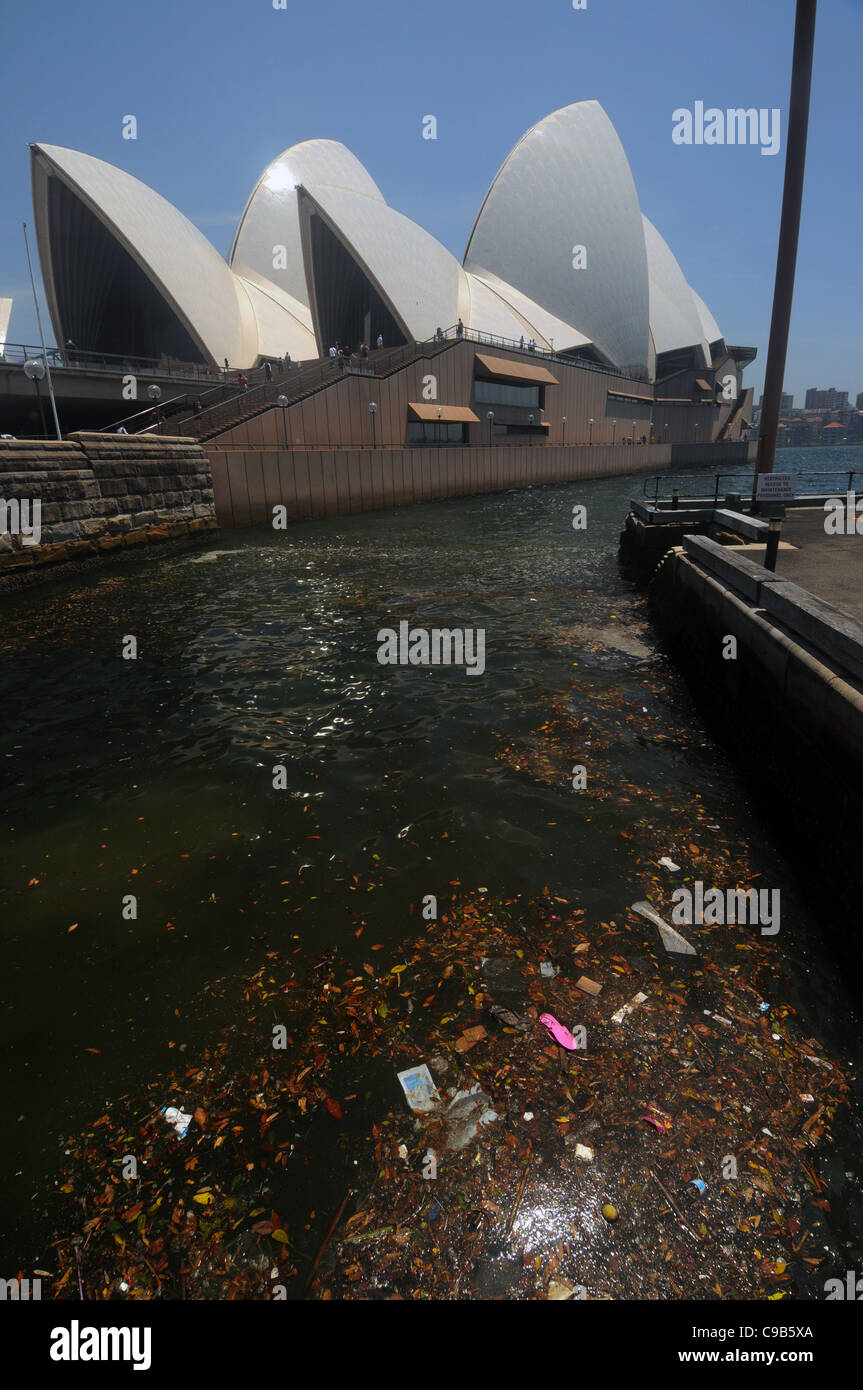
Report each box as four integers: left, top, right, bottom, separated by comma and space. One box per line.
0, 433, 217, 590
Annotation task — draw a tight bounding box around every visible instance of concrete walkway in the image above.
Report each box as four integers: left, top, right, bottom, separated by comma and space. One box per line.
737, 507, 863, 624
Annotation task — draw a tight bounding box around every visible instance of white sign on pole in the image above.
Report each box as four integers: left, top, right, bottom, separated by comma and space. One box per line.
756, 472, 796, 500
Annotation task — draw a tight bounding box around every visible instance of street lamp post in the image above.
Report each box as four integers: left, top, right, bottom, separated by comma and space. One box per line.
277, 394, 289, 446
632, 419, 636, 445
611, 418, 617, 445
487, 410, 495, 444
665, 422, 669, 444
22, 220, 61, 438
528, 413, 534, 446
369, 400, 378, 447
588, 417, 594, 446
147, 384, 162, 433
562, 416, 567, 445
23, 358, 48, 437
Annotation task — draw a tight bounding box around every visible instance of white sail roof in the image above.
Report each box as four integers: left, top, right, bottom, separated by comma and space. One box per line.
642, 216, 711, 367
31, 143, 258, 365
464, 101, 651, 374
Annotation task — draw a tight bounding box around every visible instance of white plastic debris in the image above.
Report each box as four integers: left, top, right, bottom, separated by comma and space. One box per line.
397, 1064, 439, 1114
539, 961, 559, 978
523, 1111, 534, 1121
397, 1143, 409, 1162
610, 991, 649, 1024
162, 1105, 192, 1138
659, 857, 680, 871
574, 1143, 594, 1162
630, 901, 697, 955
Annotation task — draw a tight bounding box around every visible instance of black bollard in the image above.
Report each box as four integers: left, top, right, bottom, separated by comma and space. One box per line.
764, 517, 781, 572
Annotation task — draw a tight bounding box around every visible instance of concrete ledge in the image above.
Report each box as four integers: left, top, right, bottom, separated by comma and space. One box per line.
681, 534, 786, 603
760, 579, 863, 685
712, 508, 770, 541
631, 502, 712, 526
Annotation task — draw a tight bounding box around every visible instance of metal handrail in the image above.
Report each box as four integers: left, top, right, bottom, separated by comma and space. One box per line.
434, 324, 647, 382
0, 341, 223, 380
643, 468, 863, 505
99, 393, 189, 433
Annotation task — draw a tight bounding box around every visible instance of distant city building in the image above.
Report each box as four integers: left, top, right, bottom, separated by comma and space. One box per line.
758, 391, 793, 414
805, 387, 848, 410
856, 391, 863, 411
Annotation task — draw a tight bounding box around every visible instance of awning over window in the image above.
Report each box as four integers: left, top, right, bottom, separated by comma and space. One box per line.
475, 352, 559, 385
607, 388, 653, 403
408, 403, 480, 422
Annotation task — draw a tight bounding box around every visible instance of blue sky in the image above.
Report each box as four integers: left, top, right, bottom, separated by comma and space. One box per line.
1, 0, 860, 404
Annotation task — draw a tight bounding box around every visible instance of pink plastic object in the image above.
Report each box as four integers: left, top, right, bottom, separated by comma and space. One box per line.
539, 1012, 577, 1050
642, 1103, 673, 1133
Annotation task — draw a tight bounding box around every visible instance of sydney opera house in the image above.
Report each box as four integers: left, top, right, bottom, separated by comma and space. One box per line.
16, 100, 754, 450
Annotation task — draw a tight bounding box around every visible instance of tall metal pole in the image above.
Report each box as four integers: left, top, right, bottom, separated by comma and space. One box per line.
22, 221, 62, 439
752, 0, 817, 509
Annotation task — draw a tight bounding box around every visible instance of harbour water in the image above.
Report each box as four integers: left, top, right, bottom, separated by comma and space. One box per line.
1, 451, 860, 1294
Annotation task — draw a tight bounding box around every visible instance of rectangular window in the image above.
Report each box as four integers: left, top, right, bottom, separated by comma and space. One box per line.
474, 379, 541, 408
407, 421, 466, 444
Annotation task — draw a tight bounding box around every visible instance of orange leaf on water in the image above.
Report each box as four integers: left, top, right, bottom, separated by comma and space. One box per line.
325, 1097, 343, 1119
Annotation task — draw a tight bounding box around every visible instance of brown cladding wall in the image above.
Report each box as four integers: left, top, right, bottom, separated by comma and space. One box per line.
208, 440, 755, 526
204, 341, 732, 451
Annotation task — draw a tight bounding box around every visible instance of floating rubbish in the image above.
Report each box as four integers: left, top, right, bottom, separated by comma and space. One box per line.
659, 857, 681, 871
690, 1179, 707, 1194
630, 901, 697, 956
443, 1084, 497, 1150
548, 1278, 577, 1300
610, 991, 648, 1024
454, 1025, 487, 1054
539, 961, 559, 979
642, 1103, 673, 1133
601, 1203, 618, 1222
397, 1064, 440, 1114
575, 975, 602, 995
574, 1143, 594, 1162
759, 1002, 770, 1012
539, 1013, 578, 1049
488, 1003, 531, 1032
523, 1111, 534, 1121
162, 1105, 192, 1138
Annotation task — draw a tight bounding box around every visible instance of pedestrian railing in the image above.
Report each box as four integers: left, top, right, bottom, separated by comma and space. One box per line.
642, 469, 863, 505
0, 342, 221, 381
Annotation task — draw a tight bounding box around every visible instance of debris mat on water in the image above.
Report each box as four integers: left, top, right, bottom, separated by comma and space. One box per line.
49, 879, 850, 1300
